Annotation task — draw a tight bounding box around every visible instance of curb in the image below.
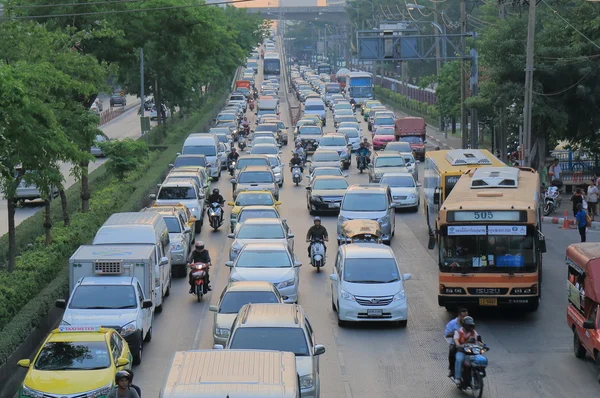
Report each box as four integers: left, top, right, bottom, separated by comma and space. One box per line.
427, 134, 455, 150
541, 216, 600, 230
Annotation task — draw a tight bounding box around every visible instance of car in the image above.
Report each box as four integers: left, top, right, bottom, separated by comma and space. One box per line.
214, 133, 232, 165
361, 100, 382, 117
266, 154, 284, 186
398, 152, 419, 181
337, 184, 396, 244
216, 112, 238, 125
330, 244, 411, 326
317, 134, 352, 169
302, 114, 323, 127
232, 166, 279, 200
217, 303, 325, 397
333, 102, 353, 113
150, 203, 197, 245
297, 125, 323, 151
372, 126, 396, 150
228, 94, 247, 111
306, 166, 345, 183
228, 218, 294, 261
306, 175, 349, 214
333, 109, 355, 126
367, 106, 388, 129
250, 143, 281, 157
153, 177, 205, 229
337, 121, 361, 133
384, 141, 413, 154
141, 207, 192, 267
14, 170, 59, 203
168, 167, 210, 199
235, 206, 282, 233
250, 136, 279, 149
16, 326, 132, 398
371, 114, 396, 133
379, 172, 420, 211
335, 115, 358, 126
232, 155, 271, 179
90, 134, 108, 157
110, 93, 126, 107
368, 152, 408, 183
170, 154, 208, 170
209, 127, 234, 139
227, 192, 280, 232
338, 127, 361, 152
225, 243, 302, 303
309, 150, 342, 173
209, 281, 284, 345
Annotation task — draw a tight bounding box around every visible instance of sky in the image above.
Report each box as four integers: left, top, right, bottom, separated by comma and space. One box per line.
234, 0, 327, 8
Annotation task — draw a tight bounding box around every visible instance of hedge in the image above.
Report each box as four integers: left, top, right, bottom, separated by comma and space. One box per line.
0, 90, 229, 364
374, 86, 441, 129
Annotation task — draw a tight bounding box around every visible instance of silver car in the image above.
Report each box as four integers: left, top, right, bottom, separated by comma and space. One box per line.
233, 155, 270, 179
338, 127, 361, 151
368, 152, 409, 183
90, 135, 108, 157
379, 173, 420, 211
266, 154, 284, 186
249, 143, 281, 157
225, 243, 302, 303
309, 150, 342, 173
306, 166, 346, 183
337, 184, 396, 244
228, 218, 294, 261
317, 134, 352, 169
232, 166, 279, 200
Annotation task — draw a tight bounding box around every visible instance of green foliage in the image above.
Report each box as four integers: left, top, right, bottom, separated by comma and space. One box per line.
100, 139, 149, 180
374, 86, 440, 128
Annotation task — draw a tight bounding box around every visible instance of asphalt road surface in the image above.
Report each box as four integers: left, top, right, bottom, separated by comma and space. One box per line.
122, 60, 600, 397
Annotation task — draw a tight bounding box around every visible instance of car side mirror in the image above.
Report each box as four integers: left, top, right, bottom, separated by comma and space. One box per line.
142, 299, 153, 309
275, 201, 281, 206
227, 233, 235, 238
329, 274, 339, 282
117, 358, 130, 367
305, 186, 311, 190
230, 178, 236, 184
294, 261, 302, 267
417, 183, 422, 188
160, 256, 169, 266
227, 201, 234, 206
584, 320, 596, 329
314, 344, 326, 356
213, 344, 224, 350
184, 226, 192, 234
288, 233, 295, 239
428, 236, 436, 250
176, 152, 181, 156
17, 359, 31, 368
225, 261, 234, 267
55, 299, 66, 309
149, 194, 157, 200
168, 164, 174, 168
209, 305, 218, 312
403, 273, 412, 281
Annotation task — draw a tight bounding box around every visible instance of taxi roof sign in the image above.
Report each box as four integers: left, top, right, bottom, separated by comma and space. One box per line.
59, 325, 102, 333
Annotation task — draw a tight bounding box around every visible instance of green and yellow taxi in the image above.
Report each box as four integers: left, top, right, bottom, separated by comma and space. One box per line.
17, 326, 132, 398
362, 100, 382, 119
227, 190, 281, 233
302, 114, 323, 127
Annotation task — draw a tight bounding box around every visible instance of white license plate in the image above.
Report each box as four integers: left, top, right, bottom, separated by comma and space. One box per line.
328, 203, 340, 208
367, 309, 383, 317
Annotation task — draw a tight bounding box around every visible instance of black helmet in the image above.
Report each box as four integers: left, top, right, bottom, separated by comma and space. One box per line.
231, 147, 237, 152
213, 188, 220, 195
195, 241, 205, 250
462, 316, 475, 331
115, 370, 131, 383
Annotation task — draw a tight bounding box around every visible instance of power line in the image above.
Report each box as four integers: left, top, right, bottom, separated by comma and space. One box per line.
6, 0, 140, 10
540, 0, 600, 50
531, 60, 600, 97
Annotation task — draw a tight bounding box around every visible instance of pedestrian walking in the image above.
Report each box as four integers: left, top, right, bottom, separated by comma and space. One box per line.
549, 159, 562, 182
571, 188, 584, 218
587, 179, 599, 221
575, 203, 588, 242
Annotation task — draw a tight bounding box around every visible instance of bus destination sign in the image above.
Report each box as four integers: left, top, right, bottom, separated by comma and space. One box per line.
452, 211, 522, 222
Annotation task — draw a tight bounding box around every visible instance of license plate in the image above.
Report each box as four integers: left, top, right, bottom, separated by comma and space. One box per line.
479, 298, 497, 306
328, 203, 340, 208
367, 309, 383, 317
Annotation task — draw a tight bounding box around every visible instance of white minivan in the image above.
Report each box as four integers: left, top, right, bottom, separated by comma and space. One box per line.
92, 212, 172, 312
182, 134, 224, 180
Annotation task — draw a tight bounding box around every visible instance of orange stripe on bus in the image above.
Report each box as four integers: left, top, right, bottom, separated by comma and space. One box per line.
439, 274, 538, 284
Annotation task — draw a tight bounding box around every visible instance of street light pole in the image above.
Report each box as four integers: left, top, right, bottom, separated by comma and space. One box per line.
460, 0, 468, 149
522, 0, 537, 167
139, 48, 145, 136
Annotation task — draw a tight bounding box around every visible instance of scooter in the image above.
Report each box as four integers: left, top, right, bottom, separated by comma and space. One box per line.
309, 238, 326, 272
238, 136, 247, 151
208, 202, 223, 231
543, 185, 561, 216
357, 155, 367, 173
189, 262, 209, 302
228, 161, 236, 176
449, 340, 490, 398
291, 165, 302, 185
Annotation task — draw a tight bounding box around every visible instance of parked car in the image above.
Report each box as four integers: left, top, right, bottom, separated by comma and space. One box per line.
110, 93, 126, 107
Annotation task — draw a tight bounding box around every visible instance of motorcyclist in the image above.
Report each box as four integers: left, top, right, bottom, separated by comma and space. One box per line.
362, 137, 371, 149
124, 369, 142, 397
187, 241, 212, 294
107, 371, 140, 398
289, 153, 304, 173
227, 147, 240, 163
444, 308, 469, 378
356, 142, 371, 166
241, 117, 250, 135
207, 188, 225, 223
453, 316, 483, 386
293, 143, 306, 162
306, 216, 328, 262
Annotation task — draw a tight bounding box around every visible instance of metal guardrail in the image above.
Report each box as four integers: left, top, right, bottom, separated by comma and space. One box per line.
98, 107, 125, 126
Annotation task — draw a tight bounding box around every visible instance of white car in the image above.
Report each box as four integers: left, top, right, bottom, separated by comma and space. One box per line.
151, 177, 205, 229
266, 154, 284, 186
227, 218, 294, 261
330, 244, 411, 327
379, 172, 420, 211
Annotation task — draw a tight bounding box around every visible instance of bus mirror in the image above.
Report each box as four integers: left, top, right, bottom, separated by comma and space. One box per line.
427, 236, 436, 250
538, 232, 547, 253
433, 190, 440, 205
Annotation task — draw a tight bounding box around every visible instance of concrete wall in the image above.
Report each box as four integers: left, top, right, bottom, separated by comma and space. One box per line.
280, 0, 318, 6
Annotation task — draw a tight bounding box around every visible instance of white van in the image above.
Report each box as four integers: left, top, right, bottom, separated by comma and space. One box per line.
182, 134, 224, 180
93, 212, 171, 312
160, 350, 300, 398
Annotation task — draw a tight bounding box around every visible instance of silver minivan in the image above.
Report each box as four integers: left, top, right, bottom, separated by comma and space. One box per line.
337, 184, 395, 244
304, 98, 327, 126
182, 134, 224, 180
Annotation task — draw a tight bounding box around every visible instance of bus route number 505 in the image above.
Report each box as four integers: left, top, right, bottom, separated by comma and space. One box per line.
473, 211, 493, 220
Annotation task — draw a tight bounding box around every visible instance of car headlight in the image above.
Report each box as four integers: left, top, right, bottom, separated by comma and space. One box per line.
300, 374, 315, 389
171, 243, 183, 251
120, 321, 137, 337
215, 327, 230, 338
190, 207, 199, 213
338, 215, 348, 224
393, 290, 406, 301
408, 193, 417, 199
312, 195, 322, 202
277, 279, 295, 289
378, 215, 390, 225
86, 381, 113, 398
21, 385, 44, 398
375, 173, 383, 178
340, 289, 356, 301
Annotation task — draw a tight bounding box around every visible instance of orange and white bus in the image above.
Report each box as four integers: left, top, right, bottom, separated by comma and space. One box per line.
434, 166, 546, 311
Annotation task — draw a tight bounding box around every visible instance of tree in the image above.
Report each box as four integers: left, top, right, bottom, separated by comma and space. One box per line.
100, 139, 148, 180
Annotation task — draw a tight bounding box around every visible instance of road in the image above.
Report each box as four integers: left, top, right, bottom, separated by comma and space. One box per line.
122, 59, 600, 397
0, 95, 146, 237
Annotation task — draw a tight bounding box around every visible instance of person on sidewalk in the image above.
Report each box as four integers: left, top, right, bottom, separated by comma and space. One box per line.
587, 179, 598, 221
571, 189, 584, 218
575, 203, 588, 243
549, 159, 562, 181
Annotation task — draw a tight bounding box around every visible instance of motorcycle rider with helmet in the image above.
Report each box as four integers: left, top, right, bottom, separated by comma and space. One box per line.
305, 217, 328, 262
107, 371, 140, 398
293, 142, 306, 163
356, 142, 371, 166
453, 316, 483, 386
289, 152, 304, 173
241, 117, 250, 136
207, 188, 225, 223
362, 137, 371, 149
227, 148, 240, 175
123, 369, 141, 397
187, 241, 212, 294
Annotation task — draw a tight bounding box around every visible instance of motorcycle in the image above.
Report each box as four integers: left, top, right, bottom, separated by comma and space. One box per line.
238, 137, 247, 151
228, 160, 236, 176
451, 342, 490, 398
291, 165, 302, 185
543, 185, 561, 216
189, 262, 209, 302
309, 238, 326, 272
208, 202, 223, 231
357, 155, 367, 173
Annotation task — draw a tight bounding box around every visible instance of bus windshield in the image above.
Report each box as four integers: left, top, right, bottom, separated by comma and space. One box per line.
439, 225, 537, 273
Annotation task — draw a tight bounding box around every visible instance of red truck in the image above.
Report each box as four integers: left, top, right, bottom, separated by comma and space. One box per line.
235, 80, 252, 98
566, 242, 600, 379
394, 117, 426, 160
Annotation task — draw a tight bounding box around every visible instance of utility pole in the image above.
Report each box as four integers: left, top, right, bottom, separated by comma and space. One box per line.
433, 2, 442, 77
139, 48, 146, 136
470, 48, 479, 148
522, 0, 537, 167
460, 0, 468, 149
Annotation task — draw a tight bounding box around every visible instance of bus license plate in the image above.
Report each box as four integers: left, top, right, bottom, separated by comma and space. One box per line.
367, 309, 383, 317
479, 298, 497, 306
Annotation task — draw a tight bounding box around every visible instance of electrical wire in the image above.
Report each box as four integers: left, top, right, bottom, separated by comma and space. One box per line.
468, 14, 495, 26
540, 0, 600, 50
531, 60, 600, 97
1, 0, 258, 20
412, 0, 433, 17
7, 0, 141, 9
403, 0, 421, 22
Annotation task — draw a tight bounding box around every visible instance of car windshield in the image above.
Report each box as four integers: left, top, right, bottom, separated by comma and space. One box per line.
335, 103, 352, 110
238, 171, 274, 183
320, 137, 346, 146
375, 128, 395, 136
237, 159, 269, 169
230, 96, 245, 101
338, 117, 356, 123
306, 104, 325, 111
313, 152, 339, 161
182, 146, 216, 156
163, 216, 181, 233
68, 285, 137, 309
343, 258, 400, 283
400, 136, 424, 144
339, 129, 359, 138
403, 155, 416, 164
254, 138, 277, 146
236, 250, 291, 268
229, 327, 309, 356
375, 117, 395, 125
375, 157, 406, 167
256, 125, 277, 132
174, 157, 206, 167
299, 126, 321, 135
336, 110, 353, 116
210, 129, 231, 135
35, 341, 111, 371
313, 169, 342, 177
219, 291, 280, 314
385, 143, 411, 152
339, 122, 359, 130
218, 114, 236, 121
380, 176, 415, 187
158, 186, 197, 200
313, 179, 348, 190
251, 146, 278, 155
267, 157, 280, 167
342, 193, 387, 211
235, 194, 274, 206
237, 224, 285, 239
216, 135, 229, 143
239, 210, 278, 222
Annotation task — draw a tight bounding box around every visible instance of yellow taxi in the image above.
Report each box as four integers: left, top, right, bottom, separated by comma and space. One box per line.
17, 326, 132, 398
302, 114, 323, 127
362, 100, 382, 117
227, 190, 281, 233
